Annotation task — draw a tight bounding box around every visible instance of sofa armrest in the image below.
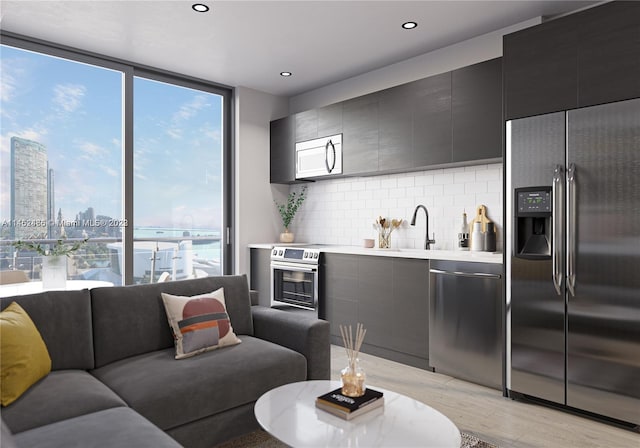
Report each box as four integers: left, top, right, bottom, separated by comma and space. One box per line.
251, 307, 330, 380
249, 289, 259, 306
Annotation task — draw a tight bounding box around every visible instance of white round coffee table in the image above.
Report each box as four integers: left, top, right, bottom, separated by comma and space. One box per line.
254, 380, 461, 447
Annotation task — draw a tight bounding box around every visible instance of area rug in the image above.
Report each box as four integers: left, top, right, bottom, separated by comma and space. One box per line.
215, 429, 499, 448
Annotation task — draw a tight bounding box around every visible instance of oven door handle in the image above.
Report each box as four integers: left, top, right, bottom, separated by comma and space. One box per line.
271, 262, 317, 273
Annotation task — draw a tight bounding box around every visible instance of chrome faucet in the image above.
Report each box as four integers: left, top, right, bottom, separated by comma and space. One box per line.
410, 205, 436, 250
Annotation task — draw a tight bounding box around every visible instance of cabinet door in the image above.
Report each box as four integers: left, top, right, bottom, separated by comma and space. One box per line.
378, 83, 413, 171
577, 2, 640, 107
389, 258, 429, 358
342, 93, 379, 175
503, 16, 579, 120
357, 257, 393, 349
412, 73, 452, 167
452, 58, 503, 162
317, 103, 343, 137
295, 109, 318, 142
322, 254, 359, 337
270, 116, 295, 183
249, 248, 272, 307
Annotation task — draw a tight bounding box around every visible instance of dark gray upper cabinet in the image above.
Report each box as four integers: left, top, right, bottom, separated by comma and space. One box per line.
412, 73, 453, 167
503, 16, 579, 120
576, 1, 640, 108
295, 109, 318, 142
271, 57, 505, 183
317, 103, 343, 137
269, 116, 295, 184
452, 58, 503, 162
295, 103, 343, 143
342, 93, 379, 175
378, 83, 414, 171
504, 2, 640, 120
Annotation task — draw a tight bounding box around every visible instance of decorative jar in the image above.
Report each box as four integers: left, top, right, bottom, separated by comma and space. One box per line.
341, 359, 366, 397
279, 229, 295, 243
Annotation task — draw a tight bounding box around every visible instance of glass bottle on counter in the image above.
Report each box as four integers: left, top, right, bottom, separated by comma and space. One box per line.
457, 211, 470, 250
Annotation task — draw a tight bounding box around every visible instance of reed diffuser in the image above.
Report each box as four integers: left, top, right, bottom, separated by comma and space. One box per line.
339, 323, 367, 397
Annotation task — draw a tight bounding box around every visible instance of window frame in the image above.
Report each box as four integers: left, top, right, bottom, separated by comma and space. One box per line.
1, 31, 235, 281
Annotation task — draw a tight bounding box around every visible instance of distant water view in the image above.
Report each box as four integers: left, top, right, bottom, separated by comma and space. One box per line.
134, 226, 222, 271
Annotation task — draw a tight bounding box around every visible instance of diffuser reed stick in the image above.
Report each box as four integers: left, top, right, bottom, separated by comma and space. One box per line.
339, 323, 367, 397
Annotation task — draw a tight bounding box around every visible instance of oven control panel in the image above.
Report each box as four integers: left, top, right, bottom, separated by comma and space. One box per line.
271, 246, 321, 264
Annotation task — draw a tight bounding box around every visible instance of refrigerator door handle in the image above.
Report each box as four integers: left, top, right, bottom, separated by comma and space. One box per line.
567, 163, 577, 297
553, 165, 564, 296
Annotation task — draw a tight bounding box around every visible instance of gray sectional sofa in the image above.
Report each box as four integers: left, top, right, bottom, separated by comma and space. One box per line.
0, 275, 330, 447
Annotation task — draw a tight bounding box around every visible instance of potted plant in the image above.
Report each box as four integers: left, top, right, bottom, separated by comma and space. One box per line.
274, 186, 307, 243
13, 238, 88, 289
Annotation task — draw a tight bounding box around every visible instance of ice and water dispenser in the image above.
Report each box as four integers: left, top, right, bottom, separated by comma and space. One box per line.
514, 187, 552, 259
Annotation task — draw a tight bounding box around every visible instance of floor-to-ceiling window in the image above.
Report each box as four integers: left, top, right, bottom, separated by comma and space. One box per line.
133, 75, 224, 283
0, 35, 232, 285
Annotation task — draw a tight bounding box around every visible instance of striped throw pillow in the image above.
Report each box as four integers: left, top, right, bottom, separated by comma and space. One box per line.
161, 288, 241, 359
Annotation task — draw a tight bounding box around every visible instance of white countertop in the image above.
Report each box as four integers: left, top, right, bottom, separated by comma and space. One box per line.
249, 243, 503, 264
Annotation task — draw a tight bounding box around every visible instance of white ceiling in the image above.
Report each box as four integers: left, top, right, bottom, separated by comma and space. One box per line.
0, 1, 599, 97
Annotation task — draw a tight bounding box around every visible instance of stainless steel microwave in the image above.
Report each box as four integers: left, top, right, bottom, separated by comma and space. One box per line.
295, 134, 342, 179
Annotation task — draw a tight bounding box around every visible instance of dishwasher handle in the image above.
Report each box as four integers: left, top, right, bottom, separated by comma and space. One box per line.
429, 268, 501, 279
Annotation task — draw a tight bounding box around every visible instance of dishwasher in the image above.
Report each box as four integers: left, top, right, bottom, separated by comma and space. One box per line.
429, 260, 503, 390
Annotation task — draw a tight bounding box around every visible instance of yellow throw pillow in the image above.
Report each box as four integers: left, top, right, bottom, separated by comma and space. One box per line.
0, 302, 52, 406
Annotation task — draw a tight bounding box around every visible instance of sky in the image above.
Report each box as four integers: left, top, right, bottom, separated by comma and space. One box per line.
0, 44, 223, 232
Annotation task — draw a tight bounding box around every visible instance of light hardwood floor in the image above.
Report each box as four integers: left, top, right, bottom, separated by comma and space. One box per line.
329, 346, 639, 448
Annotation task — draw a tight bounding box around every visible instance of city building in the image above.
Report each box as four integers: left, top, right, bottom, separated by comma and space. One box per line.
10, 137, 48, 239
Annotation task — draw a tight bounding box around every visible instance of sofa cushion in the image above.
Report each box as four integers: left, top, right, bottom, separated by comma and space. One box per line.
91, 336, 307, 431
0, 302, 52, 406
0, 289, 94, 370
14, 407, 182, 448
1, 418, 18, 448
91, 275, 254, 368
1, 370, 127, 433
161, 288, 241, 359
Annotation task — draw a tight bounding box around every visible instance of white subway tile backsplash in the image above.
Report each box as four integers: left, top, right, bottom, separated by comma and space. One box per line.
454, 171, 476, 183
380, 178, 397, 189
433, 172, 454, 185
414, 174, 434, 186
397, 176, 415, 187
465, 182, 488, 194
292, 163, 503, 251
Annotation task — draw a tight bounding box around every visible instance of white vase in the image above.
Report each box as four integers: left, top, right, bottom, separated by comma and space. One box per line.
42, 256, 67, 290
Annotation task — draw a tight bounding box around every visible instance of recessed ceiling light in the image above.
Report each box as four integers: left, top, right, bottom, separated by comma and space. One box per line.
192, 4, 209, 13
402, 21, 418, 30
280, 72, 292, 77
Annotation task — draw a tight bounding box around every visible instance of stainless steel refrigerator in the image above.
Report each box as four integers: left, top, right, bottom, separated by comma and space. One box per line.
506, 97, 640, 426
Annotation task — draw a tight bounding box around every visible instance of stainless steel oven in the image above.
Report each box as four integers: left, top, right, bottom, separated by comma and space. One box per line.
270, 246, 321, 312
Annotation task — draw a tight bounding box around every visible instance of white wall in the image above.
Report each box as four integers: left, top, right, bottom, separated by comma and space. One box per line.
234, 86, 289, 275
289, 163, 503, 252
289, 18, 541, 113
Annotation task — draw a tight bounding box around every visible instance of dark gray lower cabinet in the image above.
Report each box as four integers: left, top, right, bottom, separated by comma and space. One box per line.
323, 254, 429, 369
249, 248, 272, 307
